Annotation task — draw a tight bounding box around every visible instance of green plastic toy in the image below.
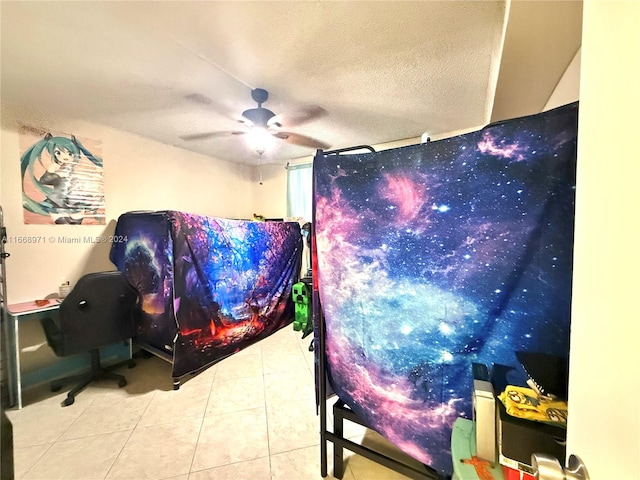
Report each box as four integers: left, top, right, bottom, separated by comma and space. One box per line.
292, 281, 313, 338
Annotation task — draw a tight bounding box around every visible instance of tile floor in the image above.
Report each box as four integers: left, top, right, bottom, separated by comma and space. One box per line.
6, 326, 427, 480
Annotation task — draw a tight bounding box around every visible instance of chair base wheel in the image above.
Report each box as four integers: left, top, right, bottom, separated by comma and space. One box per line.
51, 384, 62, 393
118, 378, 127, 388
63, 397, 74, 407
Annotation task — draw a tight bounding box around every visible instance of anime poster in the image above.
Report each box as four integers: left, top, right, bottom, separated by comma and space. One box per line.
20, 126, 105, 225
313, 103, 578, 473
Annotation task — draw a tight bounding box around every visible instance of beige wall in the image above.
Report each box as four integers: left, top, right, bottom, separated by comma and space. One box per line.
525, 7, 640, 473
250, 162, 289, 220
1, 105, 254, 303
544, 47, 581, 111
567, 1, 640, 476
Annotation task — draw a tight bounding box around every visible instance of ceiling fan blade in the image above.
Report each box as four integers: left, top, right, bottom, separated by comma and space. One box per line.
274, 131, 331, 149
185, 93, 214, 105
268, 105, 327, 128
179, 131, 244, 142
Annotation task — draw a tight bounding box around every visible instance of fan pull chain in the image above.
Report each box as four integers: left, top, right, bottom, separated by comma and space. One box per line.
258, 152, 263, 185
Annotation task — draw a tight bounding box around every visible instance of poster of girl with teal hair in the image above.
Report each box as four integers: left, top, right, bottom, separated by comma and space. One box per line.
20, 127, 105, 225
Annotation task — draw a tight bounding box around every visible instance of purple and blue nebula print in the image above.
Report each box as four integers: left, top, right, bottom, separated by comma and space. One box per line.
313, 103, 578, 473
110, 211, 302, 378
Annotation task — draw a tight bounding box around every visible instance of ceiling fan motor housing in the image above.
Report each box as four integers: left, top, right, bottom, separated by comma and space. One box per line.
242, 107, 277, 128
241, 88, 280, 128
251, 88, 269, 105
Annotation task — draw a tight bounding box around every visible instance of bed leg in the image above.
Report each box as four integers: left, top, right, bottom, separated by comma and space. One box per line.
320, 436, 328, 477
333, 401, 345, 479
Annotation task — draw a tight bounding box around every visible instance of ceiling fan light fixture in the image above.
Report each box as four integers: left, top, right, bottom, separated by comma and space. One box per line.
246, 126, 274, 155
180, 87, 329, 153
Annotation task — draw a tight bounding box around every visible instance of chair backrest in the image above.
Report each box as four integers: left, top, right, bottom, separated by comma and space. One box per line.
57, 271, 138, 356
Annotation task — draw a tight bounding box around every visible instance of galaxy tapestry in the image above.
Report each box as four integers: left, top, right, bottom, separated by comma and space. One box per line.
110, 211, 303, 378
313, 103, 578, 474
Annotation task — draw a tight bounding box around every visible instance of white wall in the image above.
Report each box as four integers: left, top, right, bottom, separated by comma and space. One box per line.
251, 161, 289, 220
1, 105, 254, 303
567, 1, 640, 477
544, 47, 581, 111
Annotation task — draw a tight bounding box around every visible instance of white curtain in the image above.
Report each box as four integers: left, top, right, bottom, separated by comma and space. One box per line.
286, 163, 313, 221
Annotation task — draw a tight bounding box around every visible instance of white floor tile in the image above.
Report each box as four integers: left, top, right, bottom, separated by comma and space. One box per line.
191, 407, 269, 471
262, 345, 309, 375
5, 327, 428, 480
23, 431, 130, 480
206, 374, 265, 416
105, 419, 201, 479
214, 351, 264, 381
137, 382, 211, 427
188, 456, 271, 480
6, 400, 88, 447
60, 393, 152, 440
11, 443, 51, 480
266, 396, 319, 455
271, 444, 356, 480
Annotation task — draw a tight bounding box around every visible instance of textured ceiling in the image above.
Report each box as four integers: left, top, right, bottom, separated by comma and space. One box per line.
0, 1, 581, 166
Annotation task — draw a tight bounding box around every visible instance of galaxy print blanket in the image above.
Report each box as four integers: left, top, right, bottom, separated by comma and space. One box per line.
313, 102, 578, 473
110, 211, 302, 378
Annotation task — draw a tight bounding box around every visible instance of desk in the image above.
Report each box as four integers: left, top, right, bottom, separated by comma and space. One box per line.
2, 299, 130, 409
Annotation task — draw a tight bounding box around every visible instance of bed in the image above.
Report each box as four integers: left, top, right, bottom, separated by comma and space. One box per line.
313, 102, 578, 476
109, 210, 303, 384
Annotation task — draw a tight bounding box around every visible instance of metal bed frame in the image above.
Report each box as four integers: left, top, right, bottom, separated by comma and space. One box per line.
313, 146, 446, 480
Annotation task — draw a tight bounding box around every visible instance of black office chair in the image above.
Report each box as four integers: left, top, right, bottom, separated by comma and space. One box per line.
40, 271, 138, 406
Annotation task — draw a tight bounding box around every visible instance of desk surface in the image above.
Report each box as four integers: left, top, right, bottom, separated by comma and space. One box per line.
7, 299, 61, 315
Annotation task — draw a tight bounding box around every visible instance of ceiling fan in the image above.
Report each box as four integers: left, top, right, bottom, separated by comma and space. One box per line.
180, 88, 330, 153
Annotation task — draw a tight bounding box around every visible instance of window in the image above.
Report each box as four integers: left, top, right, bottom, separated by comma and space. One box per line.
286, 163, 312, 221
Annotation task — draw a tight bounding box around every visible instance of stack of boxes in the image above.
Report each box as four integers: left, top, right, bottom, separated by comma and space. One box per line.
470, 363, 566, 480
